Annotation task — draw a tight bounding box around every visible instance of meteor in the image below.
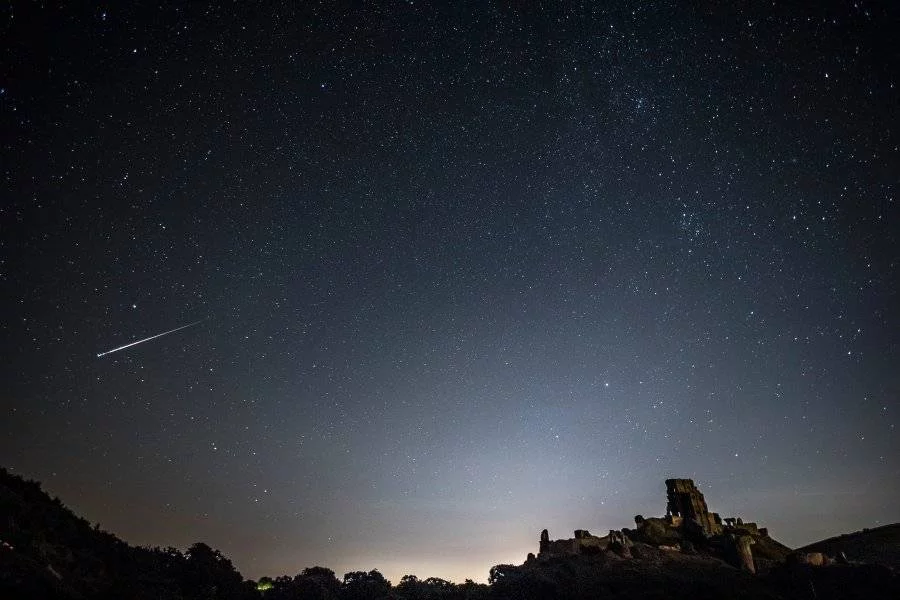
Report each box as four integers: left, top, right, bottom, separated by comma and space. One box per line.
97, 320, 203, 358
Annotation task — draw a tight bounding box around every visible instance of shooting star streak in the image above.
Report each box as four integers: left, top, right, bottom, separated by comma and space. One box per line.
97, 320, 204, 358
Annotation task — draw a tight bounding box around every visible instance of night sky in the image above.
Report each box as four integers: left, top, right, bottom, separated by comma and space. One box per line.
2, 1, 898, 585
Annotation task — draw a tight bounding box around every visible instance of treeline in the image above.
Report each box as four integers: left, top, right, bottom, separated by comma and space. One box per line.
257, 567, 490, 600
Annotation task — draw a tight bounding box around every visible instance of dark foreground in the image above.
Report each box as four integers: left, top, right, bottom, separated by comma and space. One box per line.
2, 467, 897, 599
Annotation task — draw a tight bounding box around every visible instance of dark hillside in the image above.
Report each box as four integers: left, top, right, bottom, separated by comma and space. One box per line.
0, 467, 257, 599
797, 524, 900, 571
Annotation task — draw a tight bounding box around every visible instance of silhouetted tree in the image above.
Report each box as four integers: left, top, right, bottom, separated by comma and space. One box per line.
487, 564, 557, 600
395, 575, 424, 600
294, 566, 341, 600
265, 575, 297, 600
395, 575, 488, 600
487, 565, 514, 586
257, 576, 274, 591
182, 542, 254, 600
341, 570, 390, 600
457, 579, 489, 600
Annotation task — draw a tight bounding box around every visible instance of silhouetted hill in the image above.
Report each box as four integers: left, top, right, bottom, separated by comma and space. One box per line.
797, 524, 900, 571
0, 467, 257, 599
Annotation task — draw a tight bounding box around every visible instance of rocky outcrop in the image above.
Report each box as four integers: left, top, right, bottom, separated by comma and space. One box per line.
729, 534, 756, 573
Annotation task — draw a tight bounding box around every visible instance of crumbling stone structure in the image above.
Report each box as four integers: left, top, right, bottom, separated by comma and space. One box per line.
607, 529, 632, 557
536, 478, 779, 573
537, 529, 608, 557
665, 478, 723, 536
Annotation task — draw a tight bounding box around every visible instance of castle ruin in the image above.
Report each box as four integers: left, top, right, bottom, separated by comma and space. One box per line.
664, 478, 723, 537
534, 478, 777, 573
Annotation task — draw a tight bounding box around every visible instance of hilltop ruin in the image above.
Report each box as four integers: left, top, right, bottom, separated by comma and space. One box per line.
533, 478, 787, 573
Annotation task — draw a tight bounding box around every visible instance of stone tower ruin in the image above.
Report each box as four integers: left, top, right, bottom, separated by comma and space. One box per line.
665, 478, 723, 536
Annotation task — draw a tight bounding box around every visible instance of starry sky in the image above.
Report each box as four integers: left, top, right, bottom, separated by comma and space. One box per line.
2, 0, 898, 585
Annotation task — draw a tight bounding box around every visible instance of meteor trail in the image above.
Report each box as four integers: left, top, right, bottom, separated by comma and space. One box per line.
96, 320, 203, 357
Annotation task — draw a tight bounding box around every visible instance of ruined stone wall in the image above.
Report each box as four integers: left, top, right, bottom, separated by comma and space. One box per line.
574, 535, 605, 553
538, 530, 609, 557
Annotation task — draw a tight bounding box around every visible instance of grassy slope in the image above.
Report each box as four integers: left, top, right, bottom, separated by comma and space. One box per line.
797, 523, 900, 570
